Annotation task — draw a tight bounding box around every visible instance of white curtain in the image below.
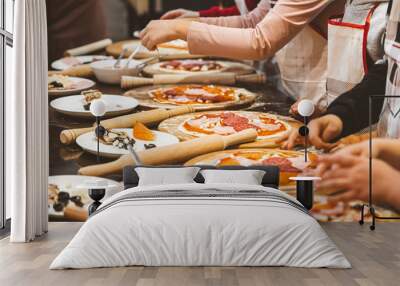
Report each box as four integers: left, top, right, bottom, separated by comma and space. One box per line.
8, 0, 49, 242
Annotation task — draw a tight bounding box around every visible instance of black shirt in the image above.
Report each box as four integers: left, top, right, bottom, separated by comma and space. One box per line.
326, 60, 388, 137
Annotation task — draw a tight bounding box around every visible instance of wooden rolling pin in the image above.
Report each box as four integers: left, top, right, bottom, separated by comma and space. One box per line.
48, 64, 94, 78
121, 73, 266, 89
79, 129, 258, 176
64, 38, 112, 57
63, 206, 88, 222
329, 131, 377, 153
60, 106, 195, 145
239, 139, 281, 149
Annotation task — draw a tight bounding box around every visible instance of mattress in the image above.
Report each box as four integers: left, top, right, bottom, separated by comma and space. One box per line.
50, 183, 351, 269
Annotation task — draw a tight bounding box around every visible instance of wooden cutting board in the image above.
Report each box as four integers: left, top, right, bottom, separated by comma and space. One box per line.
123, 85, 258, 111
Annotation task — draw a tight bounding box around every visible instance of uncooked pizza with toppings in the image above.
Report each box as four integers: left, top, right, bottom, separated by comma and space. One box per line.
178, 111, 291, 140
127, 85, 257, 110
159, 60, 224, 73
185, 149, 318, 187
143, 59, 255, 76
310, 196, 399, 222
150, 85, 240, 105
159, 111, 292, 141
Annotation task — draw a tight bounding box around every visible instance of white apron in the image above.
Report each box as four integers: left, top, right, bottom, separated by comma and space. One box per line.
378, 0, 400, 138
325, 4, 379, 107
275, 25, 328, 109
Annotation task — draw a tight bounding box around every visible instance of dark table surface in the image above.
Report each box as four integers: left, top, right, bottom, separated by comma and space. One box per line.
48, 79, 400, 221
49, 81, 294, 182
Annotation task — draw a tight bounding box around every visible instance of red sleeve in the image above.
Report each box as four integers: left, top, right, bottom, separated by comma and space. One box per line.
199, 6, 240, 17
198, 0, 260, 18
246, 0, 259, 11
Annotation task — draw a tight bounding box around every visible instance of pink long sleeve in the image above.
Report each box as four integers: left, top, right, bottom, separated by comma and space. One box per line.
187, 0, 335, 60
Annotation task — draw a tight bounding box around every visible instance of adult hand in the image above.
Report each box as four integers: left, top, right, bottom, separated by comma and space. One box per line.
279, 114, 343, 151
315, 155, 400, 209
140, 19, 191, 51
161, 9, 200, 20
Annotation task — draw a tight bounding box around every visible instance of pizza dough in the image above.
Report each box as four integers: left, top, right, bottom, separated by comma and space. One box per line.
185, 148, 318, 187
106, 39, 202, 59
143, 59, 255, 76
159, 111, 292, 141
124, 85, 258, 111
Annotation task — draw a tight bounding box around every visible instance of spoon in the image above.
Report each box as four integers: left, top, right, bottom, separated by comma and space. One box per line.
123, 45, 142, 69
113, 48, 128, 69
127, 144, 142, 165
136, 56, 159, 73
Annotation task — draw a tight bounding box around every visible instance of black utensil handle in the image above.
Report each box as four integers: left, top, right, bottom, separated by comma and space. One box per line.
296, 180, 314, 210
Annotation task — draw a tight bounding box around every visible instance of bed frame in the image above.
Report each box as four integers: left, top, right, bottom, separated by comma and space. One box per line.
123, 165, 281, 189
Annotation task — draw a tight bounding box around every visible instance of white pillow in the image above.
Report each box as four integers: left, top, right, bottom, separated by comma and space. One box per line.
136, 167, 200, 186
200, 169, 266, 185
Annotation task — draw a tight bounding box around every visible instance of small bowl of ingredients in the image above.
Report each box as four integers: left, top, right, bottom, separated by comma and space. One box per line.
91, 59, 141, 85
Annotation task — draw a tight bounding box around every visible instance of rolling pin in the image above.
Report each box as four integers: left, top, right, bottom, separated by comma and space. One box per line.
48, 64, 94, 78
60, 106, 195, 145
64, 38, 113, 57
121, 73, 266, 89
330, 131, 377, 152
78, 129, 258, 177
239, 139, 281, 149
63, 206, 88, 222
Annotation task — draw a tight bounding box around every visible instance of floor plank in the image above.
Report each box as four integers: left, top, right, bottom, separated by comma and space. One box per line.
0, 222, 399, 286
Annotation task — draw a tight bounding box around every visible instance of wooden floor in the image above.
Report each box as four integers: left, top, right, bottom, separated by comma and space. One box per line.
0, 222, 399, 286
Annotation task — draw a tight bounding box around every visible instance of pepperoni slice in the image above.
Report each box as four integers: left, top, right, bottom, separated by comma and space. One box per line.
262, 157, 301, 173
160, 61, 180, 68
221, 113, 257, 131
181, 63, 200, 70
161, 60, 222, 71
164, 89, 178, 97
230, 122, 256, 132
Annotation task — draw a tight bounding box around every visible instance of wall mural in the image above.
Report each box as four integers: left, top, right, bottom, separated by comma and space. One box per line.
47, 0, 399, 223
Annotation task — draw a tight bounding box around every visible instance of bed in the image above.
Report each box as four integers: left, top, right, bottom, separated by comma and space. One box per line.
50, 165, 350, 269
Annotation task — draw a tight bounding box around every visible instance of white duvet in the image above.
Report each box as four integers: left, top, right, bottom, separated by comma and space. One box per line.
50, 183, 351, 269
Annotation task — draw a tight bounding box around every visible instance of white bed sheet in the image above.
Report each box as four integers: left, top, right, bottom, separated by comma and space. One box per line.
50, 183, 351, 269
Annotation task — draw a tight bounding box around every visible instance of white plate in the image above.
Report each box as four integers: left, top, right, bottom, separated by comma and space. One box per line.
48, 77, 96, 97
51, 55, 113, 71
50, 94, 139, 117
76, 128, 180, 158
48, 175, 122, 218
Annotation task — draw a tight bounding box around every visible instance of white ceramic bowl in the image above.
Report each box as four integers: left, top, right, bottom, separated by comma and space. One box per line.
91, 59, 141, 85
